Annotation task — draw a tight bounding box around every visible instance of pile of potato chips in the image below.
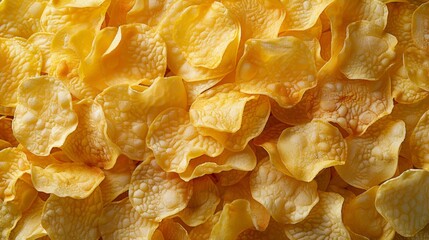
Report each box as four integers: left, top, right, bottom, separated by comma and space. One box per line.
2, 0, 429, 239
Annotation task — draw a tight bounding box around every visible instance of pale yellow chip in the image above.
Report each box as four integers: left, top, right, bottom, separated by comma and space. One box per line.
337, 20, 397, 81
277, 120, 347, 182
129, 159, 193, 222
280, 0, 334, 31
409, 109, 429, 170
0, 199, 22, 239
157, 219, 190, 240
147, 107, 224, 173
12, 76, 78, 156
284, 191, 350, 240
375, 169, 429, 237
176, 176, 220, 227
183, 78, 222, 104
28, 32, 54, 74
0, 148, 30, 202
250, 158, 319, 224
237, 219, 289, 240
188, 211, 221, 240
335, 118, 405, 189
126, 0, 175, 26
0, 117, 18, 146
9, 197, 47, 240
412, 2, 429, 52
62, 99, 121, 169
99, 197, 159, 240
41, 188, 103, 240
0, 37, 42, 107
236, 37, 317, 108
31, 162, 105, 199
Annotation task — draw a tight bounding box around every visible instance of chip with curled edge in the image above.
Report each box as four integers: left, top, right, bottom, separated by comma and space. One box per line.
281, 0, 334, 31
12, 76, 78, 156
0, 148, 30, 202
409, 109, 429, 170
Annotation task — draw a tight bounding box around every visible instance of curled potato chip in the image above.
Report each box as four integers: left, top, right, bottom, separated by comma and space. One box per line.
129, 159, 193, 222
214, 169, 248, 187
0, 199, 22, 239
183, 78, 222, 104
404, 46, 429, 91
270, 97, 312, 126
337, 21, 397, 80
99, 197, 159, 240
106, 0, 134, 27
12, 76, 78, 156
9, 197, 47, 240
41, 188, 103, 240
157, 219, 190, 240
0, 37, 42, 107
28, 32, 54, 74
284, 191, 350, 240
31, 162, 105, 199
236, 37, 317, 108
335, 118, 405, 189
375, 169, 429, 237
127, 0, 174, 26
412, 2, 429, 51
147, 107, 224, 173
0, 117, 18, 146
0, 148, 30, 202
188, 211, 221, 240
409, 109, 429, 170
281, 0, 334, 31
62, 99, 121, 169
250, 158, 319, 224
386, 2, 415, 52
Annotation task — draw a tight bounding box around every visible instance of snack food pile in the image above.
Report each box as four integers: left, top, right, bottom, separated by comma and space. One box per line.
1, 0, 429, 239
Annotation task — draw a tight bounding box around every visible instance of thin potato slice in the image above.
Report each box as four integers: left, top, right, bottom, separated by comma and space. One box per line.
28, 32, 54, 74
157, 219, 190, 240
335, 118, 405, 189
250, 159, 319, 224
403, 46, 429, 91
12, 76, 78, 156
99, 197, 159, 240
386, 2, 415, 52
0, 199, 22, 239
127, 0, 175, 26
106, 0, 135, 27
0, 117, 19, 146
284, 191, 350, 240
9, 197, 47, 240
41, 188, 103, 240
0, 148, 30, 202
375, 169, 429, 237
189, 211, 221, 240
183, 78, 222, 104
129, 159, 193, 222
409, 109, 429, 170
51, 0, 106, 8
412, 2, 429, 52
147, 107, 223, 173
31, 162, 105, 199
281, 0, 334, 31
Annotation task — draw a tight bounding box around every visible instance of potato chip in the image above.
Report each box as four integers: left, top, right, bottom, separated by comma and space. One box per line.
0, 148, 30, 202
9, 197, 47, 240
189, 211, 221, 240
270, 97, 312, 126
0, 106, 15, 116
105, 0, 134, 27
52, 0, 105, 8
250, 158, 319, 224
236, 37, 317, 108
157, 219, 190, 240
0, 140, 12, 150
183, 78, 222, 104
237, 219, 288, 240
409, 109, 429, 170
99, 197, 159, 240
412, 2, 429, 52
375, 169, 429, 237
404, 46, 429, 91
0, 117, 18, 146
0, 37, 42, 107
147, 107, 224, 173
62, 99, 121, 169
12, 76, 78, 156
129, 159, 193, 222
0, 199, 22, 239
214, 169, 248, 187
127, 0, 174, 26
284, 191, 350, 240
337, 21, 397, 81
386, 2, 416, 52
41, 188, 103, 240
335, 118, 405, 189
280, 0, 334, 31
28, 32, 54, 74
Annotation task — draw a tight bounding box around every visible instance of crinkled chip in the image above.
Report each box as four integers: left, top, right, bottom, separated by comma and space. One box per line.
31, 162, 105, 199
0, 199, 22, 239
404, 46, 429, 92
280, 0, 334, 31
412, 2, 429, 52
250, 158, 319, 224
129, 159, 193, 222
236, 37, 317, 108
0, 117, 18, 146
375, 169, 429, 237
157, 219, 190, 240
9, 197, 47, 240
127, 0, 174, 26
12, 76, 78, 156
99, 197, 159, 240
386, 2, 415, 51
335, 118, 405, 189
0, 148, 30, 202
147, 107, 223, 173
28, 32, 54, 74
0, 37, 42, 107
284, 191, 350, 240
409, 109, 429, 170
41, 188, 103, 240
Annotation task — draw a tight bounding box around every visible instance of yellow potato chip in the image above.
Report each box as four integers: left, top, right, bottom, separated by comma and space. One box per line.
335, 118, 405, 189
280, 0, 334, 31
183, 78, 222, 104
99, 197, 159, 240
41, 188, 103, 240
412, 2, 429, 52
12, 76, 78, 156
214, 169, 248, 187
28, 32, 54, 74
157, 219, 190, 240
51, 0, 105, 8
237, 219, 289, 240
337, 21, 397, 81
9, 197, 47, 240
127, 0, 175, 26
386, 2, 416, 52
95, 76, 187, 160
0, 117, 18, 146
404, 45, 429, 91
62, 99, 121, 169
250, 158, 319, 224
0, 148, 30, 202
375, 169, 429, 237
106, 0, 134, 27
129, 159, 193, 222
284, 191, 350, 240
0, 37, 42, 107
236, 37, 317, 108
0, 199, 22, 239
409, 109, 429, 170
0, 106, 15, 116
147, 107, 224, 173
270, 97, 312, 126
189, 211, 221, 240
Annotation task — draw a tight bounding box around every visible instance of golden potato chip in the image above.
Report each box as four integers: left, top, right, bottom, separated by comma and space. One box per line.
51, 0, 105, 8
9, 197, 47, 240
236, 37, 317, 108
270, 97, 312, 126
31, 162, 105, 199
28, 32, 54, 74
0, 117, 18, 146
280, 0, 334, 31
375, 169, 429, 237
183, 78, 222, 104
12, 76, 78, 156
96, 76, 186, 160
157, 219, 190, 240
62, 99, 121, 169
386, 2, 416, 52
335, 118, 405, 189
409, 109, 429, 170
188, 211, 221, 240
237, 219, 289, 240
99, 197, 159, 240
284, 191, 350, 240
343, 186, 395, 240
0, 148, 30, 202
147, 107, 224, 173
214, 169, 248, 187
0, 0, 46, 38
0, 37, 42, 107
337, 21, 397, 80
250, 158, 319, 224
176, 176, 220, 227
129, 159, 193, 222
106, 0, 134, 27
0, 199, 22, 239
412, 2, 429, 52
41, 188, 103, 240
404, 46, 429, 91
127, 0, 174, 26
